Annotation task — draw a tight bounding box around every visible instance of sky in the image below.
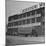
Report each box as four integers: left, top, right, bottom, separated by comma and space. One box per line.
6, 0, 39, 24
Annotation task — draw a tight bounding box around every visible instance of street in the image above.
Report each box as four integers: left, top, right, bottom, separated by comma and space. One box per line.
6, 36, 45, 45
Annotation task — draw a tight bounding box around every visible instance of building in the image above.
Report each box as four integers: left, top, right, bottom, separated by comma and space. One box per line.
7, 3, 45, 37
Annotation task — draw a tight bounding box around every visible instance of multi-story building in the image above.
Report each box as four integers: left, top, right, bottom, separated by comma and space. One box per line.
7, 3, 45, 37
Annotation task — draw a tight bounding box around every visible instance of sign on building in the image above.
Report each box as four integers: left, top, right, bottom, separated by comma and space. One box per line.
22, 3, 45, 13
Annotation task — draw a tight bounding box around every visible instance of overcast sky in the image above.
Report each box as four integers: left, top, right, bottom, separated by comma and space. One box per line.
6, 0, 39, 24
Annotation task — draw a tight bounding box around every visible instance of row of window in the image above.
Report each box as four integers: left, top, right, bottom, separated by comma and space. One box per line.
8, 17, 41, 27
8, 28, 18, 32
8, 7, 44, 21
7, 25, 45, 36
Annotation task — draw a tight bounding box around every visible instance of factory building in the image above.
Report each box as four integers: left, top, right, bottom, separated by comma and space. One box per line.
7, 3, 45, 37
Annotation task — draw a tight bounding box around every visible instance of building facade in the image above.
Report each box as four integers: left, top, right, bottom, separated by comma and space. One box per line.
7, 3, 45, 37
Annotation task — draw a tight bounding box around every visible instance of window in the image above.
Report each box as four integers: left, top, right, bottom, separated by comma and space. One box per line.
37, 9, 40, 14
8, 23, 11, 27
18, 21, 21, 25
21, 14, 23, 18
41, 8, 45, 17
8, 23, 13, 27
8, 16, 14, 21
13, 22, 17, 26
32, 18, 35, 23
14, 15, 18, 20
23, 19, 27, 24
25, 19, 27, 24
30, 11, 32, 16
23, 20, 26, 25
18, 15, 20, 19
32, 10, 35, 15
18, 14, 22, 19
11, 23, 13, 26
23, 13, 26, 18
30, 18, 32, 23
13, 22, 18, 26
42, 22, 45, 25
14, 28, 18, 32
27, 19, 30, 24
36, 17, 41, 22
27, 12, 30, 17
20, 15, 22, 18
10, 16, 13, 21
8, 17, 10, 21
35, 10, 37, 14
16, 21, 18, 26
8, 28, 12, 32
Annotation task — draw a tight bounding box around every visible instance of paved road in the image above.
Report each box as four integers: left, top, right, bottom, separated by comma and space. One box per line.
6, 36, 45, 45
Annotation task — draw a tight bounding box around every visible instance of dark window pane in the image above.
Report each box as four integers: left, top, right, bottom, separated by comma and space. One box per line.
13, 22, 18, 26
11, 16, 14, 21
16, 22, 18, 25
21, 14, 23, 18
37, 9, 40, 14
8, 23, 13, 27
18, 21, 21, 25
8, 23, 11, 27
37, 17, 41, 22
43, 22, 45, 25
27, 19, 30, 24
22, 19, 27, 25
14, 15, 18, 20
11, 23, 13, 26
30, 11, 33, 16
13, 22, 17, 26
30, 18, 32, 23
18, 15, 20, 19
25, 19, 27, 24
32, 10, 35, 15
23, 13, 26, 17
35, 10, 37, 14
23, 20, 25, 24
42, 22, 45, 25
17, 15, 19, 19
41, 8, 45, 17
8, 17, 10, 21
21, 20, 23, 25
27, 12, 30, 17
32, 18, 35, 23
20, 15, 22, 18
8, 16, 14, 21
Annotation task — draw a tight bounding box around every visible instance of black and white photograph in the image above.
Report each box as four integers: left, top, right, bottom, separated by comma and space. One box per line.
6, 0, 45, 46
